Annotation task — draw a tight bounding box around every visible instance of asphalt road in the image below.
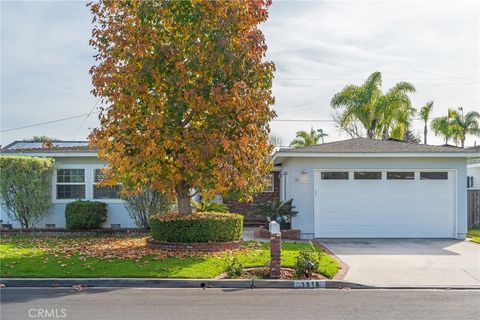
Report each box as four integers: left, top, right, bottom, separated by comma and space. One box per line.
1, 288, 479, 320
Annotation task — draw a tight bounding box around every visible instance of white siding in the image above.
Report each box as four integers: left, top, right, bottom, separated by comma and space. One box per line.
280, 157, 468, 239
0, 157, 134, 228
467, 161, 480, 189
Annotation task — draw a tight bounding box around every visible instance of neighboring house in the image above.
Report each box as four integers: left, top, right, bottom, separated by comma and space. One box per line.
467, 145, 480, 189
273, 138, 480, 240
0, 141, 131, 229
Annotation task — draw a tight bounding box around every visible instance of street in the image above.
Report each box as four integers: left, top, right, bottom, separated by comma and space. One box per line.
1, 288, 479, 320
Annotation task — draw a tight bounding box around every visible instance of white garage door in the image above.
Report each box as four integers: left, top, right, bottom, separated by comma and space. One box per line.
314, 170, 456, 238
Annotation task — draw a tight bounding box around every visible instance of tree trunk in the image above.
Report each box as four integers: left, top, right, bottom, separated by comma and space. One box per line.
382, 126, 389, 140
175, 182, 192, 214
367, 129, 374, 139
424, 124, 427, 144
461, 139, 465, 148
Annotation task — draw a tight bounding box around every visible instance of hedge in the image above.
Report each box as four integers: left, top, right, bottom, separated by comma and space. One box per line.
150, 212, 243, 243
65, 200, 107, 230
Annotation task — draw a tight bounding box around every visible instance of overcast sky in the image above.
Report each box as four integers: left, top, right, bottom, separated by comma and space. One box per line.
1, 0, 479, 147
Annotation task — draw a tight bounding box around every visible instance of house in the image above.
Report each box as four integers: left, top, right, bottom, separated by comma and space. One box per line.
0, 140, 279, 229
273, 138, 480, 240
0, 141, 132, 229
467, 145, 480, 189
2, 138, 479, 239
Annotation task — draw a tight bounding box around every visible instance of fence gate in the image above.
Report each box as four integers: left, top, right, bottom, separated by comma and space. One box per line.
467, 190, 480, 228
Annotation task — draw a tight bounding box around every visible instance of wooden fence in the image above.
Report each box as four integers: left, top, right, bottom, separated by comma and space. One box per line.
467, 190, 480, 228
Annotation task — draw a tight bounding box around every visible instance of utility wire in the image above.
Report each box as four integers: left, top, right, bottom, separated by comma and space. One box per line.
72, 97, 102, 140
2, 113, 442, 133
1, 111, 101, 133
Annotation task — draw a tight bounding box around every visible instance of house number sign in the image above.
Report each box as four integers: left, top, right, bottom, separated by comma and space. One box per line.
293, 280, 326, 288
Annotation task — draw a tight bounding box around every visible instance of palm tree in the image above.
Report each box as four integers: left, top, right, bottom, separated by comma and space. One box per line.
451, 107, 480, 148
289, 127, 324, 148
316, 128, 328, 144
431, 109, 459, 145
331, 72, 416, 139
419, 101, 434, 144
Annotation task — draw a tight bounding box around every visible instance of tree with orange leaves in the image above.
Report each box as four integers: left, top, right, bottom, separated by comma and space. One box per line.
89, 0, 275, 214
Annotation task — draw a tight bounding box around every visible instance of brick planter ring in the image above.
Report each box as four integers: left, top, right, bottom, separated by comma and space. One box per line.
146, 239, 242, 252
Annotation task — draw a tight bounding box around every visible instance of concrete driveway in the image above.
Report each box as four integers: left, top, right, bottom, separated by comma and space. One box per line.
320, 239, 480, 287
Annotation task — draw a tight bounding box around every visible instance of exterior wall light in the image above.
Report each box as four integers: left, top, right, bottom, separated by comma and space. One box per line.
299, 169, 309, 184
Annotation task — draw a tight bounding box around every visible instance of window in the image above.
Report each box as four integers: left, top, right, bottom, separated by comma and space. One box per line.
56, 169, 85, 199
321, 172, 349, 180
420, 172, 448, 180
263, 173, 274, 192
387, 172, 414, 180
354, 172, 381, 180
93, 169, 121, 199
467, 176, 474, 188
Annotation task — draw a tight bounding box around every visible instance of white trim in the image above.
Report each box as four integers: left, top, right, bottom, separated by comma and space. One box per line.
91, 167, 123, 203
262, 173, 275, 193
273, 152, 480, 162
53, 167, 87, 203
2, 152, 98, 158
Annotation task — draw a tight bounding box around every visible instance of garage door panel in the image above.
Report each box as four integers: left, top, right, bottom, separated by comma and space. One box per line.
315, 170, 455, 238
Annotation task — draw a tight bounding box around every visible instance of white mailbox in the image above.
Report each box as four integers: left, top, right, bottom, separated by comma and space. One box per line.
269, 221, 280, 235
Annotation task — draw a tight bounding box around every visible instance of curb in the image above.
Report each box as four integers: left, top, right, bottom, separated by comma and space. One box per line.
2, 278, 479, 290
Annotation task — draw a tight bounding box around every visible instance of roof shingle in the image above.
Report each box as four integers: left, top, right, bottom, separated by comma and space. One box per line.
276, 138, 477, 154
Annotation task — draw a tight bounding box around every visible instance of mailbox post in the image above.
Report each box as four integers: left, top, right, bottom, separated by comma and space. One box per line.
269, 221, 281, 279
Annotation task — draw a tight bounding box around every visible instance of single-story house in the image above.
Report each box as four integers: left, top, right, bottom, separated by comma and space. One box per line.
0, 140, 278, 229
0, 141, 131, 229
1, 138, 479, 239
273, 138, 479, 240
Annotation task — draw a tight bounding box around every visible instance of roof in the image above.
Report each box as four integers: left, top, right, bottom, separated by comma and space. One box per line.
274, 138, 479, 159
466, 145, 480, 152
1, 141, 97, 154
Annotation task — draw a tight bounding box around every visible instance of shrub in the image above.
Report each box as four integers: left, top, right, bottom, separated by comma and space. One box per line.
65, 200, 107, 230
252, 199, 298, 229
294, 242, 320, 279
150, 212, 243, 243
225, 257, 244, 278
123, 186, 172, 230
192, 200, 229, 213
0, 156, 55, 228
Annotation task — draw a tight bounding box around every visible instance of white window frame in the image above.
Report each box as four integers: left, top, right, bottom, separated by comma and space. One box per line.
263, 173, 274, 193
91, 168, 122, 201
54, 167, 86, 202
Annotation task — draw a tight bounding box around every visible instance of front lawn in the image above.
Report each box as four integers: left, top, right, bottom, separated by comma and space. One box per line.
467, 228, 480, 244
0, 236, 339, 279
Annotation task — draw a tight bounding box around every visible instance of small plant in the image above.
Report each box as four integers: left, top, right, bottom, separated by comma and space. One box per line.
123, 186, 172, 230
225, 257, 244, 278
252, 199, 298, 229
294, 242, 320, 279
192, 200, 229, 213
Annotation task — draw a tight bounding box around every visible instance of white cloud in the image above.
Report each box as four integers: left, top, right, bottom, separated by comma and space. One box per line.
1, 0, 479, 146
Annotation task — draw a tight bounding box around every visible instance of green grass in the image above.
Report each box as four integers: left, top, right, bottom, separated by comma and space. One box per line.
0, 237, 339, 279
467, 228, 480, 244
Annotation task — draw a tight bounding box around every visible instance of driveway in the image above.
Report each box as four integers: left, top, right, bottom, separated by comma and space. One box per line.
320, 239, 480, 287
